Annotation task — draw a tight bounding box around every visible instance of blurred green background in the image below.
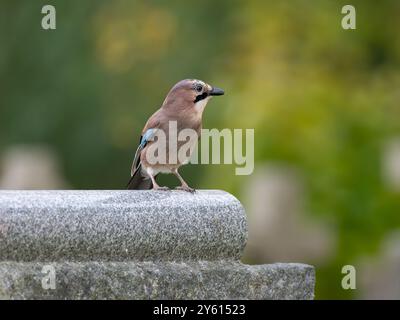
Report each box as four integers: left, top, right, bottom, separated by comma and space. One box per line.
1, 0, 399, 299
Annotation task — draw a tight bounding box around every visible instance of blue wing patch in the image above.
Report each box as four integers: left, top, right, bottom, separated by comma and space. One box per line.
140, 128, 156, 147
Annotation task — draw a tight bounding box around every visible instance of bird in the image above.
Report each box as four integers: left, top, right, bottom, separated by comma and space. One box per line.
127, 79, 224, 192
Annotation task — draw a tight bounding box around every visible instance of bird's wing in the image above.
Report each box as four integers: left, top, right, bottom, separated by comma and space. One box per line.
130, 109, 163, 176
130, 128, 158, 176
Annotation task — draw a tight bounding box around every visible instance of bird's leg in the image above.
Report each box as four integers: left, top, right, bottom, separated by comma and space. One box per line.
172, 168, 195, 193
147, 169, 169, 191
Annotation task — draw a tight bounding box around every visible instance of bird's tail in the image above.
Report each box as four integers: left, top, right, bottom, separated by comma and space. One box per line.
127, 167, 153, 190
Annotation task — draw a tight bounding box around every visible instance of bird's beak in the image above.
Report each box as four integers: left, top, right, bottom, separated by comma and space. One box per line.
209, 86, 224, 96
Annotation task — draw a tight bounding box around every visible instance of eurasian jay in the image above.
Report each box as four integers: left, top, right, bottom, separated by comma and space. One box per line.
127, 79, 224, 191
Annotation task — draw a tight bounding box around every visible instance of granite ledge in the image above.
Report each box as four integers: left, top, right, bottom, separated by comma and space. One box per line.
0, 190, 247, 262
0, 261, 315, 300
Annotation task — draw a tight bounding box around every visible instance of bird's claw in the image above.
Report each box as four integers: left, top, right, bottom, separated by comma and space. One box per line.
175, 185, 196, 193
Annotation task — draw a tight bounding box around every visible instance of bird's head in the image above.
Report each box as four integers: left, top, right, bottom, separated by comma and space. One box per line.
162, 79, 224, 113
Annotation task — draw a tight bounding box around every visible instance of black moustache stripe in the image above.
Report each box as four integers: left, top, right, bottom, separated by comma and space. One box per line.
194, 92, 208, 103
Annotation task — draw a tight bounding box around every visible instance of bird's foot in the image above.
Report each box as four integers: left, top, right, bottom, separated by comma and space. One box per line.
175, 185, 196, 193
152, 186, 170, 191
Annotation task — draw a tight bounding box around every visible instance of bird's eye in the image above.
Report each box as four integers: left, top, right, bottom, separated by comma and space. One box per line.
194, 84, 203, 92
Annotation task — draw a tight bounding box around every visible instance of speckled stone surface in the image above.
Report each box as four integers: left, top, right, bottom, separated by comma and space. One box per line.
0, 190, 247, 262
0, 261, 315, 300
0, 190, 315, 300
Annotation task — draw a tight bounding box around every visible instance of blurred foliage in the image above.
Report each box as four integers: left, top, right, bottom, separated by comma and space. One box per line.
1, 0, 399, 299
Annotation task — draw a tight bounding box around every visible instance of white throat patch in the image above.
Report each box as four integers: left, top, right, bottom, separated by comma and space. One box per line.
194, 96, 211, 113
